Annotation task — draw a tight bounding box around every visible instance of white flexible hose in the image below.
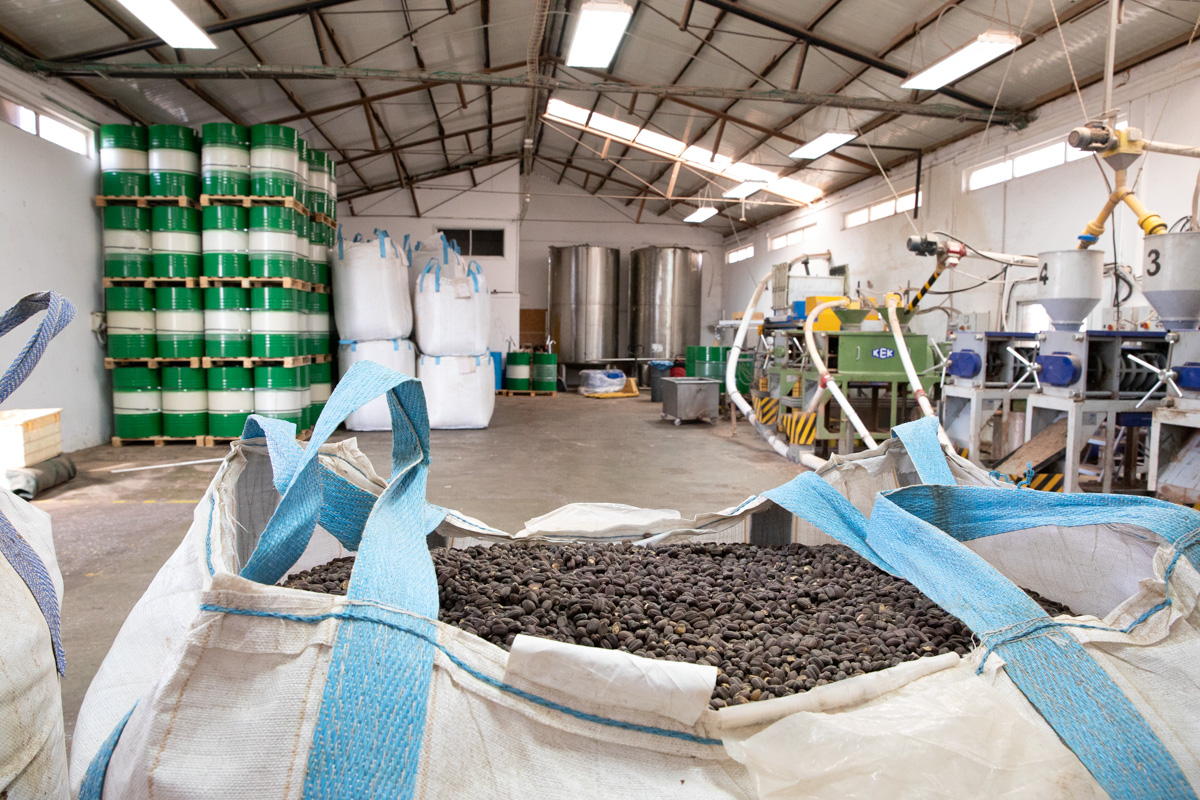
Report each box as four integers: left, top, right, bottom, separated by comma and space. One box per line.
803, 298, 879, 449
726, 274, 827, 470
886, 296, 952, 447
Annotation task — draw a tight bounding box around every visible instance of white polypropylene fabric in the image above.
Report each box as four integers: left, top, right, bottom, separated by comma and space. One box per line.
417, 354, 495, 429
332, 233, 412, 341
0, 491, 68, 799
412, 242, 489, 356
337, 339, 416, 431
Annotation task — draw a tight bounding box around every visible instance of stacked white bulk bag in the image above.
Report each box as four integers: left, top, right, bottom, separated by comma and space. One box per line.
417, 353, 496, 429
411, 234, 494, 428
332, 228, 412, 341
337, 338, 416, 431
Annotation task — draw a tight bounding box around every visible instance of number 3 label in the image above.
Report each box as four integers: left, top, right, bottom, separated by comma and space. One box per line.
1147, 248, 1161, 277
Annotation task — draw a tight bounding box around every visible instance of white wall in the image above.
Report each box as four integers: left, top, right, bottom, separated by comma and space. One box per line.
722, 45, 1200, 342
0, 121, 107, 451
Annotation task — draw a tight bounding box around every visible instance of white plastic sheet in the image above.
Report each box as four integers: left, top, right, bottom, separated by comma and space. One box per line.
337, 339, 416, 431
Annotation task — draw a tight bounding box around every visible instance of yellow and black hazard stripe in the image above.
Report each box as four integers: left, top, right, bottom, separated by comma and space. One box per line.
1010, 473, 1064, 492
958, 446, 970, 458
753, 395, 779, 425
790, 380, 802, 397
781, 411, 818, 445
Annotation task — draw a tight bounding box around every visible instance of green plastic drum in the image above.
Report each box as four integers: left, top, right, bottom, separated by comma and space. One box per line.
155, 286, 203, 358
532, 352, 557, 392
326, 157, 338, 210
249, 206, 297, 278
201, 205, 248, 277
309, 358, 331, 426
99, 124, 148, 196
161, 366, 207, 437
307, 149, 328, 216
505, 351, 531, 391
249, 124, 299, 197
103, 206, 152, 278
297, 363, 312, 430
295, 138, 309, 208
106, 286, 155, 358
204, 286, 251, 358
294, 213, 311, 283
152, 206, 201, 278
250, 287, 299, 357
112, 366, 162, 438
308, 292, 330, 355
254, 365, 303, 425
207, 366, 254, 437
148, 124, 200, 198
201, 123, 250, 196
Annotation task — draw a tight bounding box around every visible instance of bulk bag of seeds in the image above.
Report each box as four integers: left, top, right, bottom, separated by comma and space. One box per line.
412, 236, 491, 357
73, 365, 1119, 798
337, 338, 416, 431
332, 227, 412, 341
416, 353, 495, 430
0, 292, 74, 800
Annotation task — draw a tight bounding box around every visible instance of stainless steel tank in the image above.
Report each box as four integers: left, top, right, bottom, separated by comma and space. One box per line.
548, 245, 620, 363
629, 246, 702, 360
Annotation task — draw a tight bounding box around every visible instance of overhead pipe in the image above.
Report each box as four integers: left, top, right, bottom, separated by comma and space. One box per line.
726, 273, 827, 470
802, 298, 879, 449
885, 295, 951, 447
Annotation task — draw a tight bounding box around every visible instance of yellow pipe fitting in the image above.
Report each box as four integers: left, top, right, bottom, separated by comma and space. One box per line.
1121, 192, 1168, 236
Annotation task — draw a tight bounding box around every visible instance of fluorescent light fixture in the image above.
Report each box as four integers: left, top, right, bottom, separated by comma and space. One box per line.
681, 145, 731, 167
684, 206, 718, 223
768, 177, 822, 204
566, 0, 633, 68
723, 162, 776, 183
588, 111, 639, 141
114, 0, 216, 49
545, 98, 591, 125
634, 129, 686, 156
790, 129, 857, 160
901, 31, 1020, 91
723, 181, 767, 199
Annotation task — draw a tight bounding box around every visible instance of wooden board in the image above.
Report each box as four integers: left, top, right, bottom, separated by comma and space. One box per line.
105, 357, 202, 369
103, 277, 199, 288
202, 355, 312, 368
95, 195, 198, 209
992, 417, 1070, 476
519, 308, 547, 349
199, 276, 313, 291
200, 194, 309, 215
111, 435, 207, 447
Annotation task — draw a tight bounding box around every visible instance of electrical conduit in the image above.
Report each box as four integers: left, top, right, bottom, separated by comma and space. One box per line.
726, 273, 827, 470
885, 295, 952, 447
802, 298, 878, 449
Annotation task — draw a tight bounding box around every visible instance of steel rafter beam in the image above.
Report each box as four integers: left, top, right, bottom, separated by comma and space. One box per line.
340, 153, 519, 200
398, 0, 453, 169
57, 0, 362, 62
343, 116, 524, 165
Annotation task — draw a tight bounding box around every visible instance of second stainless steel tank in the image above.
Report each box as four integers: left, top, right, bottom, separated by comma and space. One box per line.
629, 246, 702, 360
548, 245, 620, 363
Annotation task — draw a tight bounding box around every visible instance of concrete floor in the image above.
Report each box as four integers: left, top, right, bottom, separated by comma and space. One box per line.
37, 391, 799, 747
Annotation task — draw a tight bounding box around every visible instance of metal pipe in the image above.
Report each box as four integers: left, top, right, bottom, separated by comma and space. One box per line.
803, 298, 878, 449
913, 150, 923, 220
726, 273, 827, 470
1103, 0, 1120, 122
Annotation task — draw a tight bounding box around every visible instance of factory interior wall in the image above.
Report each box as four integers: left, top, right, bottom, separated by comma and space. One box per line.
723, 44, 1200, 342
0, 108, 107, 451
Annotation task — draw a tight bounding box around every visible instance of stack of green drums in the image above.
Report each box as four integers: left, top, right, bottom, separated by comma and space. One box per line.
99, 124, 148, 196
201, 205, 247, 278
152, 207, 201, 278
532, 353, 557, 392
307, 150, 329, 216
505, 352, 531, 391
204, 287, 250, 358
249, 124, 299, 198
249, 206, 296, 278
310, 361, 332, 422
106, 287, 155, 358
295, 212, 311, 283
112, 367, 161, 438
208, 367, 254, 438
162, 367, 207, 437
254, 366, 303, 426
103, 207, 152, 278
683, 346, 752, 394
149, 125, 200, 198
155, 287, 203, 358
201, 123, 250, 196
250, 287, 299, 357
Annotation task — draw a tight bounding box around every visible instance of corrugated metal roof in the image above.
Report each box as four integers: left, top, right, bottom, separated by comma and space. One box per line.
0, 0, 1193, 228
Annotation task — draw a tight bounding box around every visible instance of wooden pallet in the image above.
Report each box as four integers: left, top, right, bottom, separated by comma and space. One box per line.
199, 275, 313, 291
202, 355, 312, 368
200, 194, 309, 215
313, 212, 338, 229
497, 389, 556, 397
311, 353, 332, 364
206, 428, 312, 447
311, 283, 329, 294
95, 195, 198, 209
111, 435, 208, 447
103, 276, 199, 289
104, 357, 202, 369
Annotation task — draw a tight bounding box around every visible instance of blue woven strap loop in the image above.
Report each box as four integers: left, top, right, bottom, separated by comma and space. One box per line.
891, 415, 955, 486
868, 488, 1196, 800
238, 361, 441, 586
0, 291, 76, 403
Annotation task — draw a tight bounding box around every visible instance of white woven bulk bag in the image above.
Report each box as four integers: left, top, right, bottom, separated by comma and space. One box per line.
417, 353, 495, 429
412, 237, 490, 356
332, 228, 412, 341
0, 292, 74, 800
337, 338, 417, 431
